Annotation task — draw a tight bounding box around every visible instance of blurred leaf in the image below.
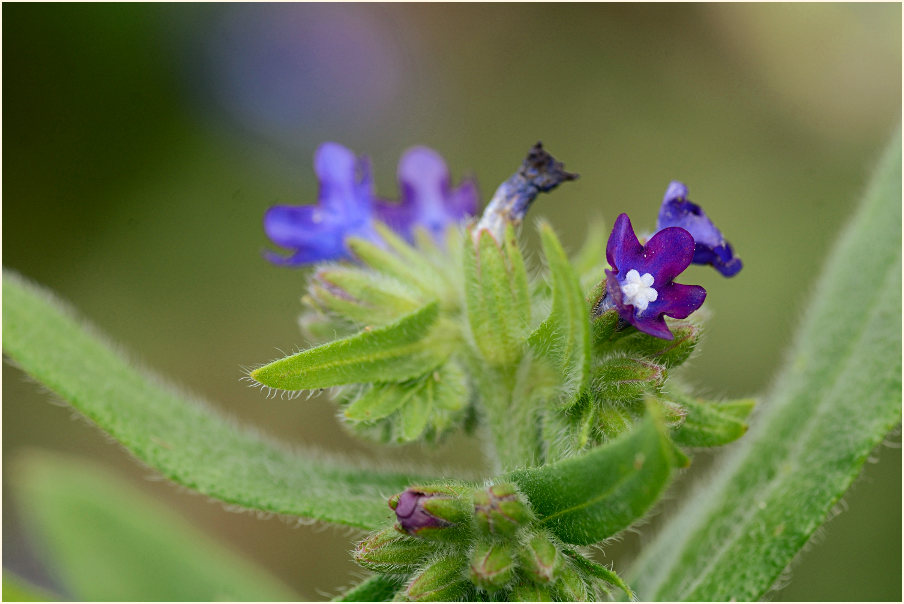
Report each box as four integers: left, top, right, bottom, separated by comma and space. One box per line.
2, 571, 59, 602
668, 391, 755, 448
2, 271, 435, 529
628, 130, 903, 600
332, 574, 405, 602
251, 302, 451, 390
12, 451, 297, 601
510, 403, 687, 545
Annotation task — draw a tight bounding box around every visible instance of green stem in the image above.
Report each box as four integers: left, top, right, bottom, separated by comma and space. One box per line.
479, 364, 543, 473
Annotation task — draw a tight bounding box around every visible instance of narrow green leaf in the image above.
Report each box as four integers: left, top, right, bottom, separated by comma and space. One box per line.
2, 572, 59, 602
509, 403, 685, 545
628, 130, 903, 601
529, 222, 592, 403
2, 271, 436, 529
476, 229, 526, 364
11, 451, 297, 601
503, 222, 532, 330
347, 235, 435, 297
251, 302, 451, 390
332, 574, 406, 602
571, 216, 609, 292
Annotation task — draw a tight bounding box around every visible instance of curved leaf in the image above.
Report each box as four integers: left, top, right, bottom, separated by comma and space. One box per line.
2, 271, 435, 529
509, 403, 687, 545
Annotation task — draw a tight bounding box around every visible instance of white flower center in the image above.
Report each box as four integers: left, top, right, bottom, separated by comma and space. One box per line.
620, 269, 658, 312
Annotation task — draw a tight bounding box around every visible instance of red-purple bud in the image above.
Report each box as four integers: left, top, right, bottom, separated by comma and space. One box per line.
390, 489, 450, 535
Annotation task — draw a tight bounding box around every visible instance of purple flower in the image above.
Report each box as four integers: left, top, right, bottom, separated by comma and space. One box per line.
389, 489, 449, 536
656, 181, 742, 277
375, 146, 479, 242
604, 213, 706, 340
264, 143, 478, 266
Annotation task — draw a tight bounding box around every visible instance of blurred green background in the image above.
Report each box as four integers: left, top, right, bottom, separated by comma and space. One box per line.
3, 3, 900, 601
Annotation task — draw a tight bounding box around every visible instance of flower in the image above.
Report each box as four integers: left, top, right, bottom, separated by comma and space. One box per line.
656, 181, 742, 277
264, 143, 478, 266
604, 213, 706, 340
376, 146, 479, 242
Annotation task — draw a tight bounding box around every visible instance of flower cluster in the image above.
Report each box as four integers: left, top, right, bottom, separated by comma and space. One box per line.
264, 142, 478, 265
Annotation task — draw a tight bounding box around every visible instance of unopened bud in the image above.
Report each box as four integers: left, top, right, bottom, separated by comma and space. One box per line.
592, 356, 666, 402
473, 483, 533, 538
406, 556, 469, 602
353, 527, 433, 574
519, 533, 561, 584
469, 541, 516, 591
390, 487, 470, 538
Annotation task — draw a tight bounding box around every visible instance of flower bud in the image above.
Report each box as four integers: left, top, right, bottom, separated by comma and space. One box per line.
472, 483, 533, 538
406, 556, 470, 602
469, 541, 516, 591
353, 527, 433, 574
519, 533, 561, 584
389, 487, 470, 538
592, 356, 665, 402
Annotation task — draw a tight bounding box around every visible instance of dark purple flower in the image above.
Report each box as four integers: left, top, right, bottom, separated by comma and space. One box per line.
656, 181, 742, 277
390, 489, 449, 535
264, 143, 477, 266
604, 213, 706, 340
374, 146, 478, 242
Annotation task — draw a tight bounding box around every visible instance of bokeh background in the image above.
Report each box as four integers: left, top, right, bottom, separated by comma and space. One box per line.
3, 3, 901, 601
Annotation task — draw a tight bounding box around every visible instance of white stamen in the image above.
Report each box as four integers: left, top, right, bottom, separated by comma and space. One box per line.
620, 269, 658, 312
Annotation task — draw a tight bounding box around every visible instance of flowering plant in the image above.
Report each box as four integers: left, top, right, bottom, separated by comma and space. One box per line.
3, 133, 900, 601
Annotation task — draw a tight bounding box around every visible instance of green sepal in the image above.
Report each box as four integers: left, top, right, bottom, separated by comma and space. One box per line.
406, 556, 470, 602
333, 574, 406, 602
463, 229, 530, 366
469, 541, 517, 591
519, 532, 562, 584
346, 234, 436, 298
422, 496, 472, 526
528, 222, 592, 406
595, 403, 635, 441
615, 321, 702, 368
511, 583, 555, 602
668, 391, 756, 448
591, 356, 666, 402
562, 547, 633, 599
552, 562, 590, 601
251, 302, 452, 390
310, 266, 422, 326
354, 527, 435, 575
509, 402, 685, 545
473, 483, 534, 538
590, 308, 634, 356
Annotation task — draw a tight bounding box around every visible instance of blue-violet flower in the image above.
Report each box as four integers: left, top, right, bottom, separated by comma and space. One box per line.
264, 143, 478, 266
605, 213, 706, 340
656, 181, 742, 277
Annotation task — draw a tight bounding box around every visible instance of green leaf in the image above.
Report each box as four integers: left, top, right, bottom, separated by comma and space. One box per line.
251, 302, 452, 390
333, 574, 406, 602
509, 402, 686, 545
562, 548, 633, 599
667, 391, 755, 448
2, 572, 59, 602
2, 271, 436, 529
628, 130, 903, 601
11, 451, 297, 601
528, 222, 592, 404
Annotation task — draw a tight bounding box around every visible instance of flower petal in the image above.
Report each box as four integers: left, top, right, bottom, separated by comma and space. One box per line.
647, 282, 707, 320
640, 226, 696, 283
263, 204, 350, 264
606, 213, 645, 273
